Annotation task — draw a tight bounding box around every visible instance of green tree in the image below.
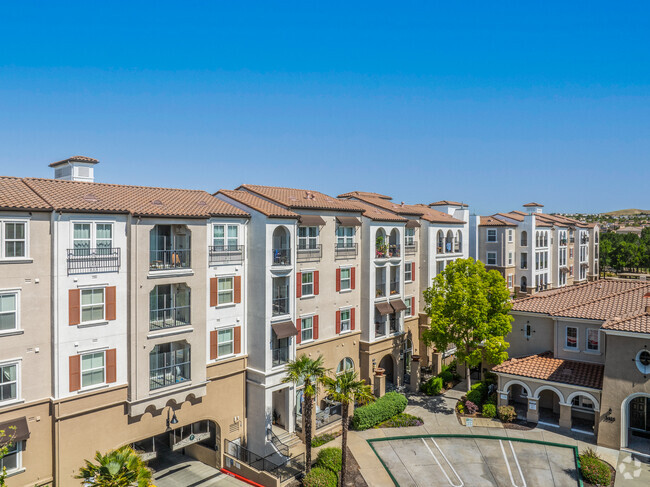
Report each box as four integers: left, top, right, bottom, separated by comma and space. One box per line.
422, 258, 513, 391
75, 445, 152, 486
322, 371, 374, 487
0, 427, 16, 487
282, 355, 328, 472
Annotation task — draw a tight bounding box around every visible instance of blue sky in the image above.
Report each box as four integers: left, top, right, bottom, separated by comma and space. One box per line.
0, 1, 648, 214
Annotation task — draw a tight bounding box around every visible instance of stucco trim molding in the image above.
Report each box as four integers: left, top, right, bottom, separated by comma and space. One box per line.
127, 381, 208, 417
620, 392, 650, 449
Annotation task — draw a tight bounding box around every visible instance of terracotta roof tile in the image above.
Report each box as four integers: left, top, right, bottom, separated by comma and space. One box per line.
429, 200, 468, 207
23, 178, 248, 218
337, 190, 392, 200
238, 184, 361, 212
493, 352, 604, 389
0, 177, 51, 211
479, 215, 515, 226
523, 202, 544, 207
345, 199, 408, 222
340, 194, 465, 224
217, 190, 299, 219
602, 310, 650, 334
49, 155, 99, 167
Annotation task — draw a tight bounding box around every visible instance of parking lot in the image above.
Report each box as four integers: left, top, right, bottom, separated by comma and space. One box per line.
369, 435, 581, 487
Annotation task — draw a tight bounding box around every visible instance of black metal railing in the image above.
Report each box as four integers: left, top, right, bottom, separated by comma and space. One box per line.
272, 297, 289, 316
272, 248, 291, 266
67, 248, 121, 275
375, 321, 386, 337
335, 242, 357, 259
272, 346, 290, 367
209, 245, 244, 265
405, 241, 418, 255
297, 244, 321, 262
269, 428, 289, 457
149, 249, 191, 271
224, 440, 305, 483
149, 306, 190, 331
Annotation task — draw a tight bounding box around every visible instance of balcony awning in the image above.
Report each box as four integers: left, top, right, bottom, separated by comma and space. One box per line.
272, 320, 299, 339
300, 215, 326, 226
405, 219, 421, 228
0, 417, 30, 442
375, 302, 393, 316
336, 216, 362, 227
390, 299, 407, 312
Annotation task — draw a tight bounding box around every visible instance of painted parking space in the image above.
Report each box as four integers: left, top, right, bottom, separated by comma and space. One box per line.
369, 435, 581, 487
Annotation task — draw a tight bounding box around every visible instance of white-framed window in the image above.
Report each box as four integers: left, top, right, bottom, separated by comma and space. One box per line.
340, 267, 351, 291
0, 440, 22, 475
508, 229, 513, 242
0, 291, 18, 333
336, 226, 354, 248
524, 323, 532, 339
336, 357, 354, 375
340, 309, 351, 333
301, 316, 314, 342
218, 328, 234, 356
586, 328, 599, 351
298, 226, 318, 250
81, 288, 105, 323
572, 396, 594, 410
405, 262, 413, 282
565, 326, 578, 350
508, 252, 513, 266
487, 229, 497, 242
0, 361, 18, 403
301, 271, 314, 296
73, 222, 113, 255
218, 277, 234, 305
507, 275, 513, 289
81, 351, 105, 388
487, 252, 497, 265
1, 220, 28, 259
635, 349, 650, 375
405, 228, 415, 246
405, 296, 414, 316
213, 224, 239, 250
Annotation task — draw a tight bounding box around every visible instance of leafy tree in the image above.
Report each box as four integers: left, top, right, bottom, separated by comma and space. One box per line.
322, 371, 374, 487
282, 355, 328, 472
0, 427, 16, 487
75, 445, 152, 486
422, 258, 513, 391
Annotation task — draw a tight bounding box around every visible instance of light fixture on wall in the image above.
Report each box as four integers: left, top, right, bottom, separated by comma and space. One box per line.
166, 407, 179, 430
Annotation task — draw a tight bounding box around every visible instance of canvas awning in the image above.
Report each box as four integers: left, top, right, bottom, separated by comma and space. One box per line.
405, 219, 421, 228
272, 321, 298, 339
390, 299, 408, 312
375, 302, 394, 316
299, 215, 326, 226
0, 417, 30, 443
336, 216, 362, 227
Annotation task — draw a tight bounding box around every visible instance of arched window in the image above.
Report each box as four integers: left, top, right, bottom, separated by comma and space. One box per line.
375, 229, 387, 258
520, 231, 528, 246
520, 276, 527, 293
446, 230, 454, 253
336, 357, 354, 375
389, 229, 400, 257
437, 230, 444, 252
535, 231, 540, 247
272, 226, 291, 265
455, 230, 462, 253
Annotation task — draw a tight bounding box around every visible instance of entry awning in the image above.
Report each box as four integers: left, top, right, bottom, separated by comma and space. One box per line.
390, 299, 407, 312
336, 216, 362, 227
405, 219, 421, 228
272, 320, 299, 339
300, 215, 326, 226
0, 417, 30, 443
375, 302, 393, 316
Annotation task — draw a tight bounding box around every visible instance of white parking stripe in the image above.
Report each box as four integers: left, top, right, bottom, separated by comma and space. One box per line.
420, 438, 464, 487
499, 440, 526, 487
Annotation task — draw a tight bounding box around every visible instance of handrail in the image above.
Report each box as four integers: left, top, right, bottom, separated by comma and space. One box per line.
268, 428, 290, 457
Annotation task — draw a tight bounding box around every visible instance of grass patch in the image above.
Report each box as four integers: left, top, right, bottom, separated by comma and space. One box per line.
312, 432, 339, 447
377, 412, 423, 428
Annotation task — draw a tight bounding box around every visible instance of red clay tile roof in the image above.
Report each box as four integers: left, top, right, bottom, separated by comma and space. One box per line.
340, 194, 465, 224
429, 200, 468, 207
345, 199, 408, 222
602, 310, 650, 334
49, 155, 99, 167
337, 191, 392, 200
0, 177, 51, 211
23, 178, 248, 218
217, 189, 299, 219
493, 352, 604, 389
523, 202, 544, 207
238, 184, 361, 212
496, 212, 525, 222
479, 215, 515, 226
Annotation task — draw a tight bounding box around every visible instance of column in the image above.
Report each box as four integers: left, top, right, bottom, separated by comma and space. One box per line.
559, 403, 572, 430
409, 355, 421, 393
374, 368, 386, 398
527, 397, 539, 423
432, 351, 443, 375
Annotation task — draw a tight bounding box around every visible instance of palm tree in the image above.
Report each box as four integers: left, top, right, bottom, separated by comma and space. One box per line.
323, 370, 374, 487
282, 354, 328, 472
75, 445, 153, 487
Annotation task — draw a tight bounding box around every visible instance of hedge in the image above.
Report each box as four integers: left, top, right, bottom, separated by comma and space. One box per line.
302, 467, 338, 487
352, 392, 407, 430
315, 447, 342, 473
421, 377, 443, 396
466, 382, 488, 407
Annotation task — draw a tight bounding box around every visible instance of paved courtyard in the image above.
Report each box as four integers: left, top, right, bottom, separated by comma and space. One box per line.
149, 448, 248, 487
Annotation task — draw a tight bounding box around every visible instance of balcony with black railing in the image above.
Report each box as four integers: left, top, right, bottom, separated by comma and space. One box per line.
150, 305, 191, 331
209, 245, 244, 265
297, 244, 321, 262
149, 249, 191, 271
335, 242, 357, 259
272, 297, 290, 317
272, 248, 291, 266
390, 280, 400, 296
272, 346, 290, 367
67, 247, 121, 275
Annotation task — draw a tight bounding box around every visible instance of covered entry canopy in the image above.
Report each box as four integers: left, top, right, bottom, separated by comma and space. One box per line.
272, 320, 298, 339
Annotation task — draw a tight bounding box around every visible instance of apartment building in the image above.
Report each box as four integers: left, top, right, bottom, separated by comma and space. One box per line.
493, 280, 650, 454
470, 203, 599, 295
215, 185, 363, 458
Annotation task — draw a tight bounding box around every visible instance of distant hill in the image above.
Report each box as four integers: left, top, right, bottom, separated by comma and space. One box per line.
601, 209, 650, 217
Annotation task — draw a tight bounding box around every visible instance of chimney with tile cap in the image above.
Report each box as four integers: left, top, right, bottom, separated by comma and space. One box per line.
50, 155, 99, 182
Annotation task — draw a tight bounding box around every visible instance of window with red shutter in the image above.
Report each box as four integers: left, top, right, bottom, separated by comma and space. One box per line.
296, 272, 302, 298
336, 268, 341, 292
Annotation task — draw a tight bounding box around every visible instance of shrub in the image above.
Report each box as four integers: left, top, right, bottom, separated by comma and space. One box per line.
580, 456, 611, 486
498, 405, 517, 423
456, 401, 466, 414
316, 447, 342, 473
312, 433, 337, 448
303, 467, 338, 487
378, 413, 423, 428
465, 400, 479, 415
485, 392, 497, 406
421, 377, 443, 396
482, 403, 496, 418
438, 369, 454, 385
581, 447, 601, 460
352, 392, 407, 430
466, 382, 487, 406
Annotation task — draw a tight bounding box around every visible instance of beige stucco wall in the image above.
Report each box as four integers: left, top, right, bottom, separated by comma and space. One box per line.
507, 313, 555, 358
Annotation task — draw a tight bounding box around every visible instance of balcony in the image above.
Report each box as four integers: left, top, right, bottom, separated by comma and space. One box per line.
375, 283, 386, 299
375, 320, 386, 338
272, 346, 290, 367
297, 244, 322, 262
149, 342, 191, 391
390, 280, 400, 296
67, 248, 120, 275
559, 238, 568, 246
150, 305, 190, 331
335, 242, 357, 259
272, 248, 291, 266
405, 241, 417, 255
272, 297, 290, 317
150, 249, 191, 271
209, 245, 244, 265
389, 315, 399, 334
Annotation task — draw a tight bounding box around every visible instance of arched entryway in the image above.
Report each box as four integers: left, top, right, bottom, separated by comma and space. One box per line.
567, 392, 599, 435
379, 355, 395, 387
622, 393, 650, 454
537, 388, 563, 427
503, 380, 531, 420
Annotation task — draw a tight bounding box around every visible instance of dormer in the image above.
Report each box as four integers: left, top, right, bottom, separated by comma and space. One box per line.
50, 155, 99, 182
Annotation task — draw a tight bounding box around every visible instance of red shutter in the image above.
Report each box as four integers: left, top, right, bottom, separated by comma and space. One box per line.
412, 262, 416, 282
296, 319, 302, 344
106, 349, 117, 383
296, 272, 302, 298
351, 267, 356, 290
69, 289, 80, 326
210, 330, 218, 360
314, 271, 319, 295
105, 286, 116, 321
210, 278, 218, 307
69, 355, 81, 392
335, 311, 341, 334
351, 308, 356, 330
234, 326, 241, 354
313, 315, 319, 340
336, 268, 341, 292
234, 276, 242, 304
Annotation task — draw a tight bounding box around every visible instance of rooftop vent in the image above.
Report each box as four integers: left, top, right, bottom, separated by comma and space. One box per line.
50, 155, 99, 182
